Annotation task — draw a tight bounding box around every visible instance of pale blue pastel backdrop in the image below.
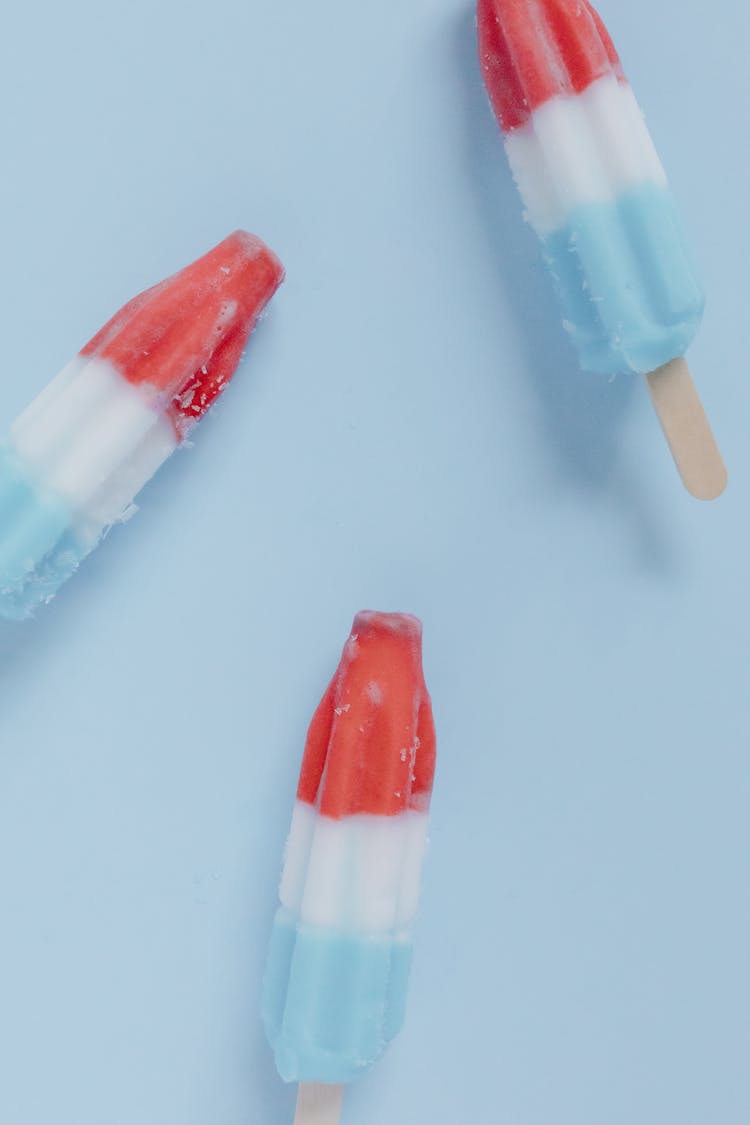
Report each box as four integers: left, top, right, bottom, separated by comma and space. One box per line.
0, 1, 747, 1122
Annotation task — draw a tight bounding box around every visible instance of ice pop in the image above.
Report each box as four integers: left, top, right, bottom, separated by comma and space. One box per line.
477, 0, 726, 499
0, 231, 283, 618
263, 611, 436, 1124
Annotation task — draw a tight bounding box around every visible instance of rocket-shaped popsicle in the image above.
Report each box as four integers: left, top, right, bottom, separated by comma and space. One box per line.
263, 612, 436, 1100
0, 231, 283, 618
478, 0, 726, 498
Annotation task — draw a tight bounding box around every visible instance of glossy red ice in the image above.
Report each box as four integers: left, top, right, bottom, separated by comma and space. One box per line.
81, 230, 284, 436
477, 0, 624, 131
297, 611, 436, 819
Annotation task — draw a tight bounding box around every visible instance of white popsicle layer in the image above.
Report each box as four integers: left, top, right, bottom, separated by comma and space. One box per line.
11, 357, 177, 539
280, 801, 429, 933
504, 75, 667, 235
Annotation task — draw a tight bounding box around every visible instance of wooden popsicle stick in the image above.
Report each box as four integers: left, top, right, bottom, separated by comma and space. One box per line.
645, 356, 727, 500
294, 1083, 344, 1125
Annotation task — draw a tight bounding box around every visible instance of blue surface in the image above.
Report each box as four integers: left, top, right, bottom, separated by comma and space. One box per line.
0, 446, 88, 619
263, 910, 412, 1083
0, 2, 747, 1124
542, 184, 704, 374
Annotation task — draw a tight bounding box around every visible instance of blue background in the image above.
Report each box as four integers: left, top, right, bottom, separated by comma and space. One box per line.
0, 1, 747, 1122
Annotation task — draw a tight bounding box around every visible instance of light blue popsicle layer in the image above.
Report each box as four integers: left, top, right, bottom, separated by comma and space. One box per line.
0, 445, 89, 620
541, 183, 705, 376
262, 908, 414, 1084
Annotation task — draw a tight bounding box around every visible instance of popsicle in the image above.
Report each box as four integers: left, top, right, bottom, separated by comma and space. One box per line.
263, 611, 436, 1125
0, 231, 283, 618
477, 0, 726, 499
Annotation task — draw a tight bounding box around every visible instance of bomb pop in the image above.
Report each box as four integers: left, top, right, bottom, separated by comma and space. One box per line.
0, 231, 283, 618
478, 0, 726, 499
263, 612, 436, 1124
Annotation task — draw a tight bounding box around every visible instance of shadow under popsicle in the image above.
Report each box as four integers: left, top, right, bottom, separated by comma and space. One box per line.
452, 10, 679, 568
0, 615, 36, 672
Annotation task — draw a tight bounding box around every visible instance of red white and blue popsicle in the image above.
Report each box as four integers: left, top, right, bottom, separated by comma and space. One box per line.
0, 231, 283, 617
263, 611, 436, 1124
478, 0, 726, 498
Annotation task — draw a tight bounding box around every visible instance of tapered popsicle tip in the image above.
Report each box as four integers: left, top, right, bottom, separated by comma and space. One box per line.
165, 228, 285, 340
477, 0, 624, 133
163, 230, 284, 433
80, 230, 284, 434
350, 609, 423, 643
297, 610, 436, 819
213, 229, 285, 298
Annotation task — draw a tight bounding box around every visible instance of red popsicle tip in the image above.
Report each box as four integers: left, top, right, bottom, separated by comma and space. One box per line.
81, 231, 284, 437
297, 612, 436, 819
477, 0, 625, 132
